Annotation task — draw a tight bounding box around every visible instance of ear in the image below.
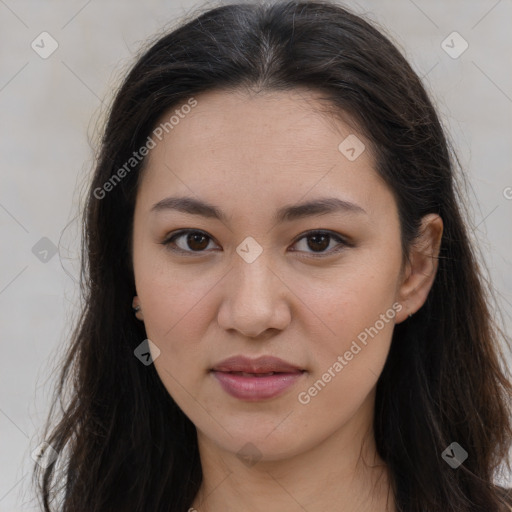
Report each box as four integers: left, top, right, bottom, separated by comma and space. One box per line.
395, 214, 443, 324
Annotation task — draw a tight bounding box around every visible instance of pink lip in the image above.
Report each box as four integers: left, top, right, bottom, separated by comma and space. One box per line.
211, 355, 304, 374
211, 371, 305, 401
210, 355, 306, 401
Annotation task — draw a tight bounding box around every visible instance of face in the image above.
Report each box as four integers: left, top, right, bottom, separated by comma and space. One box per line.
131, 88, 411, 462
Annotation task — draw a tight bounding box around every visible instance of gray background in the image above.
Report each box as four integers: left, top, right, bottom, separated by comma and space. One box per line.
1, 0, 511, 509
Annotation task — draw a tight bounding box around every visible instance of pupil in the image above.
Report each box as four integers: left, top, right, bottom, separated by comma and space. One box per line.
308, 234, 329, 252
188, 233, 208, 250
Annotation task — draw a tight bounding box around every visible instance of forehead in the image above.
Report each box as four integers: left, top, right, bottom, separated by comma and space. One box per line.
136, 88, 388, 216
149, 87, 362, 159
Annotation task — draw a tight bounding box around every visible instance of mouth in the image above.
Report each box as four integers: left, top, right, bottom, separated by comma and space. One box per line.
209, 355, 306, 401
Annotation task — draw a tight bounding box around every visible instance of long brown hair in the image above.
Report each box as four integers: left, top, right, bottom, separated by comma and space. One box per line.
34, 1, 512, 510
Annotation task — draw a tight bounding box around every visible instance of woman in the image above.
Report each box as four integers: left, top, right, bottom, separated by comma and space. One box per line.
34, 1, 512, 510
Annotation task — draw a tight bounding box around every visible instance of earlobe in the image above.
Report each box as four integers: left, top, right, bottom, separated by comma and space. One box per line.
395, 214, 443, 324
132, 295, 144, 321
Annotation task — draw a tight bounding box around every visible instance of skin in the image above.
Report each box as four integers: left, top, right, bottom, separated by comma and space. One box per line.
131, 88, 443, 512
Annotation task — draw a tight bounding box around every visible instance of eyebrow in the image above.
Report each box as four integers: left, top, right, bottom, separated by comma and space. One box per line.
150, 195, 367, 223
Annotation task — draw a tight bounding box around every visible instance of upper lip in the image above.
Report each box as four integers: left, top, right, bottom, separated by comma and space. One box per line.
211, 355, 304, 374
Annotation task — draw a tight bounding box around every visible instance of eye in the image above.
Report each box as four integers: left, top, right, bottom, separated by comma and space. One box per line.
161, 229, 219, 255
291, 230, 349, 257
160, 229, 350, 257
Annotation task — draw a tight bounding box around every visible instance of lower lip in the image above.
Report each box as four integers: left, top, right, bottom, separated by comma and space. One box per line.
211, 371, 305, 401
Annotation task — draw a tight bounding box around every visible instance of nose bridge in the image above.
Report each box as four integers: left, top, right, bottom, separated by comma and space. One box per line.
233, 245, 278, 311
218, 244, 290, 337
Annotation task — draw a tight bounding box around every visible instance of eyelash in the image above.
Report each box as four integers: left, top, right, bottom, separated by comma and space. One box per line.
160, 229, 351, 258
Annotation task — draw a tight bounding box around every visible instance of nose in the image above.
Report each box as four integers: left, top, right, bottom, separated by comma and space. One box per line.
217, 254, 292, 339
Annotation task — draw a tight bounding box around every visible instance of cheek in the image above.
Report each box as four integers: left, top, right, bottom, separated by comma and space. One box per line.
297, 251, 400, 345
134, 239, 213, 324
139, 274, 213, 407
138, 272, 213, 346
311, 291, 397, 372
295, 291, 397, 434
297, 254, 400, 399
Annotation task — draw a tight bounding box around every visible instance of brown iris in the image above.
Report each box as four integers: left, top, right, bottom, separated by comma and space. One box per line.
186, 232, 210, 251
306, 233, 330, 252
